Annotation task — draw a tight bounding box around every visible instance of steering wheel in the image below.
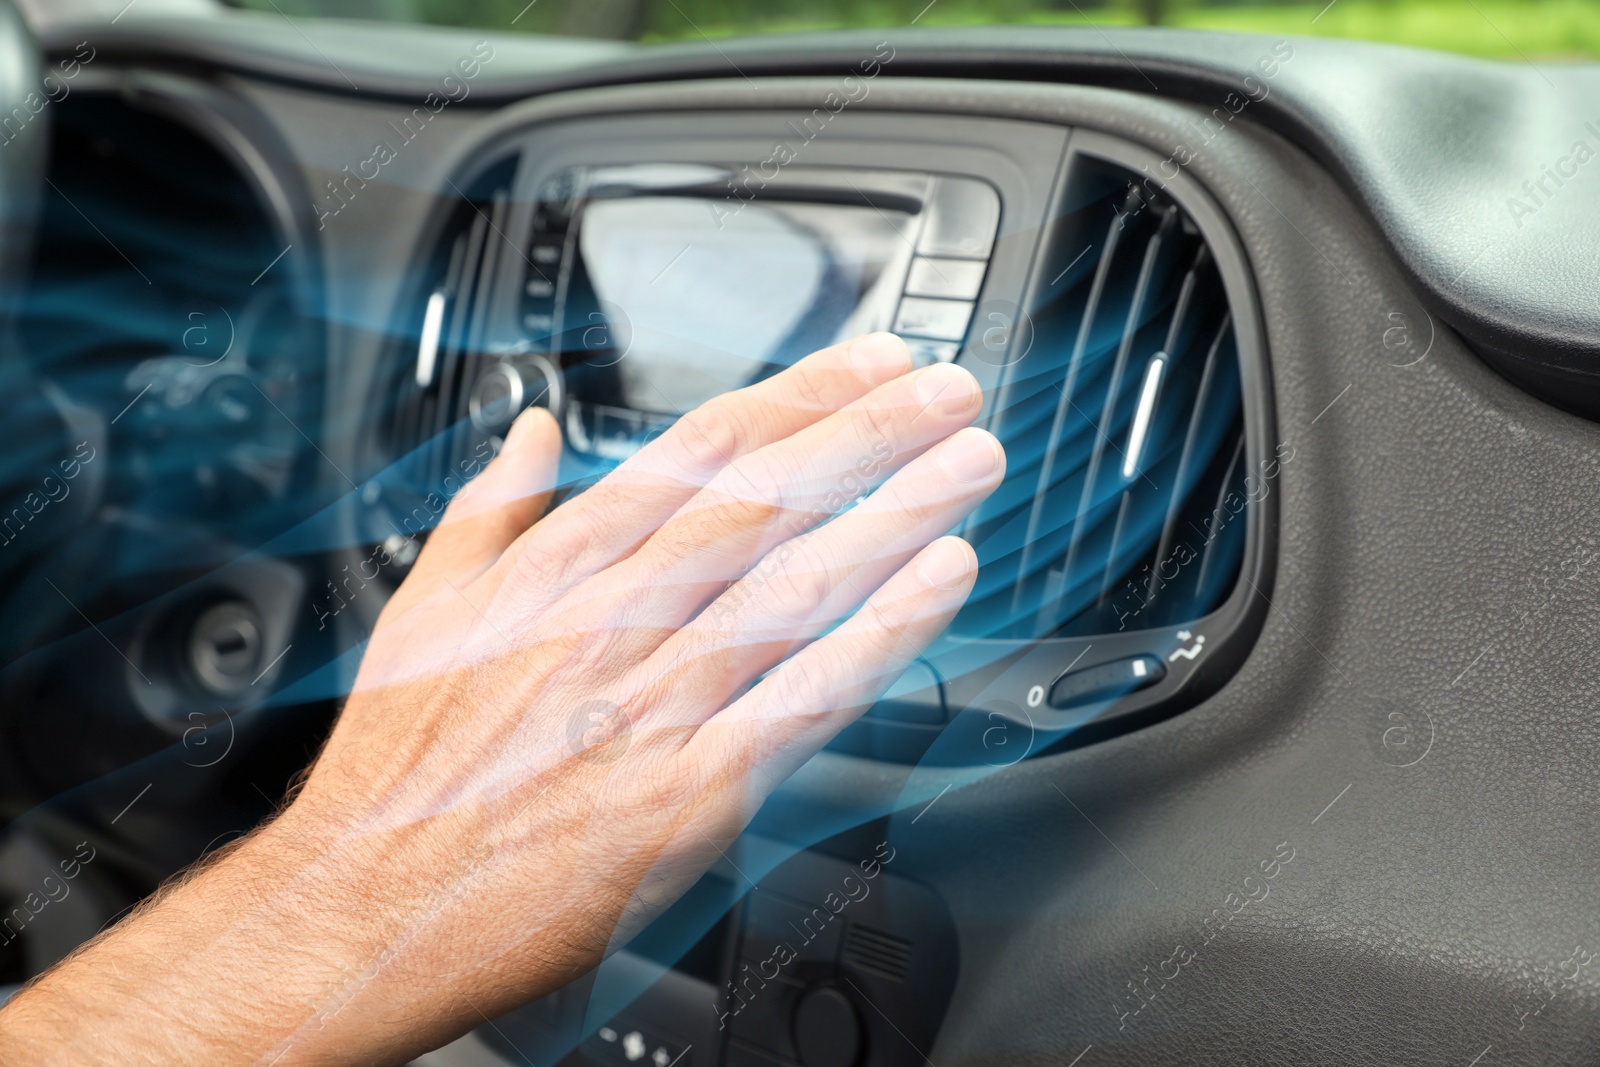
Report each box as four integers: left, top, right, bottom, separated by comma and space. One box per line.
0, 0, 43, 311
0, 3, 108, 985
0, 1, 62, 586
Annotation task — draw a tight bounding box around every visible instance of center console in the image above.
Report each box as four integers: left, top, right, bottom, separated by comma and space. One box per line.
376, 90, 1273, 1067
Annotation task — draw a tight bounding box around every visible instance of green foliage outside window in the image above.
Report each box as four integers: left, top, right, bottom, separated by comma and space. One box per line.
226, 0, 1600, 60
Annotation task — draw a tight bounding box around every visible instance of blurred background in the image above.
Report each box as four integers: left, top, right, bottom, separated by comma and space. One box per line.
221, 0, 1600, 60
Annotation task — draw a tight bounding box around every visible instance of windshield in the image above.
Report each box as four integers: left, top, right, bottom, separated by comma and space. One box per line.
216, 0, 1598, 59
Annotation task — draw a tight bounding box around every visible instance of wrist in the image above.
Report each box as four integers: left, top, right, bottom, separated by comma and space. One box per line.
240, 797, 537, 1063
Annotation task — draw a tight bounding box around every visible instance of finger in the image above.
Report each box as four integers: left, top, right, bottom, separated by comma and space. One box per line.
624, 427, 1003, 731
481, 333, 913, 609
406, 405, 562, 589
686, 535, 978, 787
560, 360, 982, 637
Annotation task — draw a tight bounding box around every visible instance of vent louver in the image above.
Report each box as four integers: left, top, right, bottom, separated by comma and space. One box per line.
384, 156, 520, 494
957, 156, 1249, 642
843, 924, 914, 983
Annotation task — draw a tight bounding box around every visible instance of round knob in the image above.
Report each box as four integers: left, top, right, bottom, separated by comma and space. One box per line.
469, 355, 560, 434
793, 985, 863, 1067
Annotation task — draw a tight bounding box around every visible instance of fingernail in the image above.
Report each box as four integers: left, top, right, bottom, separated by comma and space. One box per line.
935, 428, 1003, 484
913, 363, 980, 416
916, 537, 976, 591
849, 333, 911, 385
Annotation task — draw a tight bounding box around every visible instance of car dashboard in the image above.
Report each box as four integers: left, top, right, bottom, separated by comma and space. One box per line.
4, 11, 1600, 1066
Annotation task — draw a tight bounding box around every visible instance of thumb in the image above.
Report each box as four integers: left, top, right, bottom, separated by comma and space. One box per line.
407, 405, 563, 589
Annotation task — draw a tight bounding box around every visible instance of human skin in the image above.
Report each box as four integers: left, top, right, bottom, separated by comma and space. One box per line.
0, 333, 1004, 1065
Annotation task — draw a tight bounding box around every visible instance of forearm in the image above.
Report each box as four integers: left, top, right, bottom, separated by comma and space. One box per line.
0, 806, 510, 1066
0, 719, 703, 1065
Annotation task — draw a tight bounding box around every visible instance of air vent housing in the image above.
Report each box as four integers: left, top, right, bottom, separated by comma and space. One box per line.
959, 155, 1248, 642
853, 137, 1273, 762
371, 154, 575, 565
383, 155, 522, 507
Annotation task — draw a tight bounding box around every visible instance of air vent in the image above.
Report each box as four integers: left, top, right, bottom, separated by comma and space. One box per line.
384, 155, 521, 493
957, 155, 1249, 642
842, 924, 913, 982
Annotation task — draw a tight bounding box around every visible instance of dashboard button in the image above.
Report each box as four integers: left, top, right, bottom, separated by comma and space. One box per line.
587, 1022, 690, 1067
531, 238, 564, 266
469, 356, 560, 434
469, 363, 524, 433
905, 256, 987, 300
893, 297, 975, 342
918, 176, 1000, 259
1047, 655, 1166, 710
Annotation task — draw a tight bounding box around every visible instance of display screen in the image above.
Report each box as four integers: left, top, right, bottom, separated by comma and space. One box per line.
560, 194, 915, 460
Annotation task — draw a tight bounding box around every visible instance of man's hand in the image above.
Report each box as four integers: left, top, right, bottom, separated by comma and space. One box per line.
0, 333, 1004, 1065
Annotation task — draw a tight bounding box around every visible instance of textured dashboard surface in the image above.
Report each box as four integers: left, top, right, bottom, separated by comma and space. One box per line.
41, 17, 1600, 418
31, 36, 1600, 1064
227, 72, 1600, 1062
835, 86, 1600, 1067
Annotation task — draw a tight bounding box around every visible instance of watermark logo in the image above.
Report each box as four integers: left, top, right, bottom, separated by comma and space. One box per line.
180, 304, 235, 368
0, 41, 96, 148
1, 441, 97, 549
980, 701, 1035, 768
1367, 702, 1434, 768
182, 707, 237, 769
566, 699, 632, 765
574, 299, 634, 368
969, 298, 1035, 368
1380, 309, 1433, 368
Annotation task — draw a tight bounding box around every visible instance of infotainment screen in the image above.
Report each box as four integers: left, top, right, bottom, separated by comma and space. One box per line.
577, 195, 912, 418
516, 165, 1000, 463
